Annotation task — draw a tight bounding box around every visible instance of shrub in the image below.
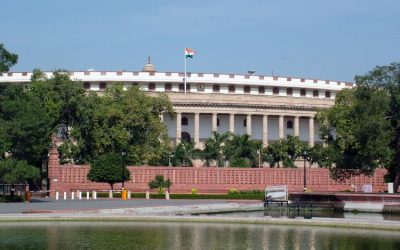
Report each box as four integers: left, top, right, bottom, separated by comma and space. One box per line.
228, 188, 238, 195
191, 188, 198, 195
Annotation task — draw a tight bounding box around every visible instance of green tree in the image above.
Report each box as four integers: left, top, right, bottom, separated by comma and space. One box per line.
263, 139, 288, 168
318, 62, 400, 190
202, 131, 232, 167
2, 159, 40, 184
148, 175, 172, 193
0, 84, 53, 167
173, 141, 201, 167
0, 43, 18, 73
224, 134, 260, 167
87, 152, 130, 190
60, 84, 173, 165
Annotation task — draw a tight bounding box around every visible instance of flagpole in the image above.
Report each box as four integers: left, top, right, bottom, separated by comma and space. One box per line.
184, 48, 187, 94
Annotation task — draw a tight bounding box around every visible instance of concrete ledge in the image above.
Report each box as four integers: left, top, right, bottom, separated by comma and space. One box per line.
344, 202, 384, 213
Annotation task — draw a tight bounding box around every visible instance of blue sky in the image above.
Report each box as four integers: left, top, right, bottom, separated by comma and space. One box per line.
1, 0, 399, 82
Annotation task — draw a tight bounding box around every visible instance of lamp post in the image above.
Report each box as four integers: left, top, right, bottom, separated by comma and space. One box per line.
121, 149, 127, 189
303, 150, 307, 192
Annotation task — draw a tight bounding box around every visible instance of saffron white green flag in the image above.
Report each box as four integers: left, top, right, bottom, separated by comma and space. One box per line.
185, 48, 195, 58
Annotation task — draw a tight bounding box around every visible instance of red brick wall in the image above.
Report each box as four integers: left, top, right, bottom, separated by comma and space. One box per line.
48, 147, 388, 194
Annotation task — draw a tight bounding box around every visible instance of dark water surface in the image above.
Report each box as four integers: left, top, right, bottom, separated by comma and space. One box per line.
1, 221, 400, 250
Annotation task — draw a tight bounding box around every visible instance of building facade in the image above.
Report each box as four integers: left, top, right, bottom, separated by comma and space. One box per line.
0, 61, 353, 148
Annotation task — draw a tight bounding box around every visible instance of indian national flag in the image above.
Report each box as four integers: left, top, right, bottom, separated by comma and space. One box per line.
185, 48, 195, 58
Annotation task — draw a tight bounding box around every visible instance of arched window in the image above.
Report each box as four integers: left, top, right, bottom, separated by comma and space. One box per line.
273, 87, 279, 95
300, 88, 306, 96
244, 86, 251, 93
213, 84, 220, 92
229, 85, 236, 93
83, 82, 91, 90
286, 88, 293, 96
181, 117, 188, 126
287, 120, 293, 129
165, 83, 172, 92
325, 91, 331, 98
313, 90, 319, 97
148, 83, 155, 91
99, 82, 107, 90
258, 86, 265, 94
181, 132, 191, 143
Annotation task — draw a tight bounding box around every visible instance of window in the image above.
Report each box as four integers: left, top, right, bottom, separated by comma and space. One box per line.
198, 73, 203, 77
300, 89, 306, 96
301, 78, 305, 82
181, 117, 188, 126
287, 121, 293, 129
165, 83, 172, 92
287, 77, 292, 81
325, 91, 331, 98
213, 84, 220, 92
243, 119, 247, 127
83, 82, 91, 90
179, 84, 191, 92
148, 83, 155, 91
229, 85, 235, 93
286, 88, 293, 96
258, 86, 265, 94
313, 90, 319, 97
217, 118, 220, 127
229, 74, 234, 78
273, 87, 279, 95
117, 71, 123, 76
99, 82, 107, 90
244, 86, 251, 93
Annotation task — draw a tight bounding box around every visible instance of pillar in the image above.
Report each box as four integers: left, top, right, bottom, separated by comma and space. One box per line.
176, 112, 181, 145
309, 116, 314, 147
212, 113, 217, 132
263, 115, 268, 147
246, 114, 252, 136
229, 113, 235, 133
194, 112, 200, 148
278, 115, 284, 139
294, 116, 299, 137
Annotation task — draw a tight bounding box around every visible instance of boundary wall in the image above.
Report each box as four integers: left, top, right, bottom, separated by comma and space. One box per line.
48, 145, 388, 194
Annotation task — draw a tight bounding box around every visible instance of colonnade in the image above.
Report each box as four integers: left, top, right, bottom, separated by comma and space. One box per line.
173, 112, 315, 148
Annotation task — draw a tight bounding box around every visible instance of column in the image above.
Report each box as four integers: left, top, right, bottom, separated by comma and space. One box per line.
278, 115, 284, 139
176, 112, 181, 145
229, 113, 235, 133
194, 113, 200, 148
294, 116, 299, 137
262, 115, 268, 147
246, 114, 252, 136
309, 116, 314, 147
212, 113, 218, 132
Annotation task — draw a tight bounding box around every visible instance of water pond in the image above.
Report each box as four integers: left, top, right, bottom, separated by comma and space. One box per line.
1, 221, 400, 249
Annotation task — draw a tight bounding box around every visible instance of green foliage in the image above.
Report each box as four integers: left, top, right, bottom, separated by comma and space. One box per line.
130, 193, 264, 200
0, 84, 53, 167
202, 131, 232, 167
173, 141, 201, 167
317, 62, 400, 188
0, 43, 18, 73
224, 134, 261, 167
148, 175, 172, 193
0, 159, 39, 184
0, 195, 24, 203
264, 136, 308, 168
87, 152, 130, 190
62, 84, 173, 165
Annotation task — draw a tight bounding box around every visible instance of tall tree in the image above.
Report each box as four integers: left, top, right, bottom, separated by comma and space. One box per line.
202, 131, 232, 167
173, 141, 201, 167
62, 84, 173, 166
0, 43, 18, 73
318, 62, 400, 191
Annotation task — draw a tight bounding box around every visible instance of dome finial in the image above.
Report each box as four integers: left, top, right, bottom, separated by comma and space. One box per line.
142, 56, 156, 72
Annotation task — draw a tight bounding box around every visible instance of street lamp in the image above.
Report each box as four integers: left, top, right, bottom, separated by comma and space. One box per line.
121, 149, 127, 189
303, 150, 307, 192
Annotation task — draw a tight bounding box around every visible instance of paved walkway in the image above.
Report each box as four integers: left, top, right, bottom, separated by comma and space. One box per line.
0, 198, 260, 214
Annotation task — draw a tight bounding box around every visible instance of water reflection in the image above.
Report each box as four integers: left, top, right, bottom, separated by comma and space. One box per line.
0, 221, 400, 249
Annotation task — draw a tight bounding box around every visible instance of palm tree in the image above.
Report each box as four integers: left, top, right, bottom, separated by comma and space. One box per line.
202, 131, 232, 167
224, 134, 260, 167
173, 141, 201, 167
